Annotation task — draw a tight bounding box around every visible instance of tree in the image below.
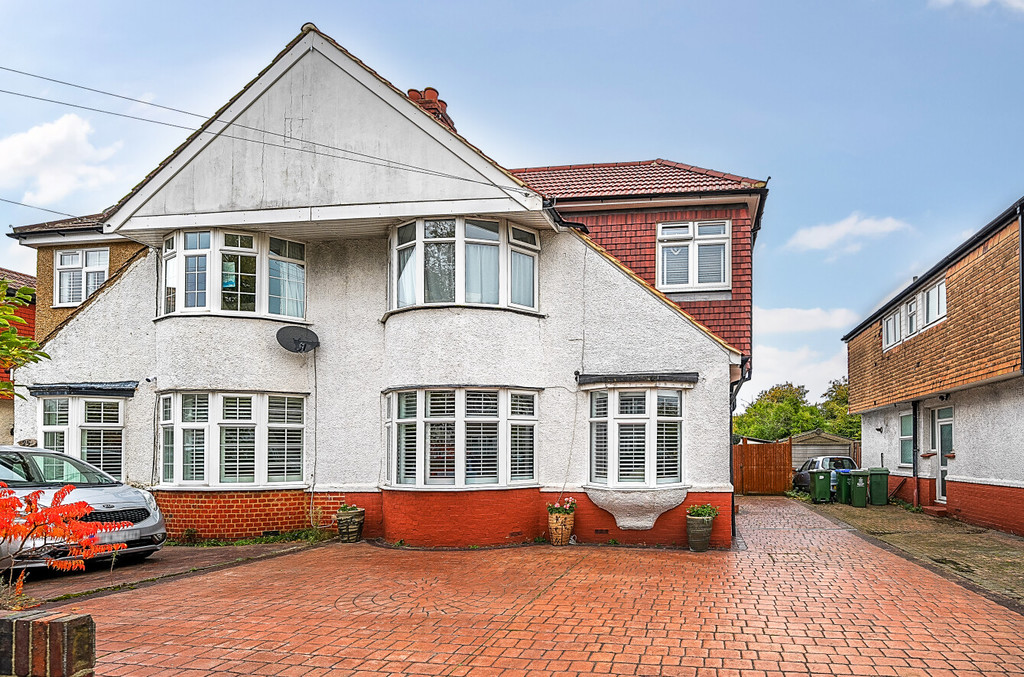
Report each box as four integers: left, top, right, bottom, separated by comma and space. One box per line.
816, 377, 861, 440
733, 383, 824, 441
0, 280, 47, 399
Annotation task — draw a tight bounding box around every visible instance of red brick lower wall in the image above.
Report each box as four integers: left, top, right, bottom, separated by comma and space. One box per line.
154, 488, 733, 547
946, 480, 1024, 537
887, 476, 936, 506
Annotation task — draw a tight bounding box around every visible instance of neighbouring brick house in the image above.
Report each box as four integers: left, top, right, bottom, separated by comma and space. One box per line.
0, 267, 36, 444
10, 24, 767, 548
843, 196, 1024, 536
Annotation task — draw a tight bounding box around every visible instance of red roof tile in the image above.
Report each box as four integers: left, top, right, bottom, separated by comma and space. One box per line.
510, 159, 765, 199
0, 267, 36, 290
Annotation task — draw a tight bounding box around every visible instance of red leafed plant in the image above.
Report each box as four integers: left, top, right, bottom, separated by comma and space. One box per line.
0, 482, 132, 609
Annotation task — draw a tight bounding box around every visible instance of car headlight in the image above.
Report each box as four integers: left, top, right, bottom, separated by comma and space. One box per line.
142, 490, 160, 514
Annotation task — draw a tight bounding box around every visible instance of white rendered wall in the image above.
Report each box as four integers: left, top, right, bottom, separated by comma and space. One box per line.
15, 228, 734, 492
859, 375, 1024, 489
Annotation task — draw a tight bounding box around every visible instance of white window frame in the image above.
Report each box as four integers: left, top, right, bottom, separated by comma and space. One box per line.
389, 217, 540, 311
156, 392, 306, 488
898, 411, 913, 467
584, 386, 688, 489
655, 220, 731, 292
37, 396, 125, 479
160, 230, 306, 320
925, 279, 947, 326
883, 309, 902, 349
385, 388, 539, 488
54, 248, 109, 307
930, 405, 954, 452
882, 277, 947, 351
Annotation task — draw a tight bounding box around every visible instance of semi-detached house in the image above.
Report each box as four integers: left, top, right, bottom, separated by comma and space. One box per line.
10, 24, 767, 548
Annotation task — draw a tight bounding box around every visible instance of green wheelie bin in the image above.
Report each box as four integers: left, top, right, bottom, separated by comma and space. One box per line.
850, 469, 869, 508
869, 467, 891, 506
837, 469, 852, 504
810, 469, 832, 503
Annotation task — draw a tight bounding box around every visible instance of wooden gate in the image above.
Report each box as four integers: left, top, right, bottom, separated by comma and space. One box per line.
732, 438, 793, 495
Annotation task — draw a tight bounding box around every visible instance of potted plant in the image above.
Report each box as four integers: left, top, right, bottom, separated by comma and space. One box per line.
685, 503, 719, 552
546, 497, 577, 546
336, 503, 365, 543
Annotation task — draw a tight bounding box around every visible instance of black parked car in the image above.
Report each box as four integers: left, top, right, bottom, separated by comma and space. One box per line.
792, 456, 858, 493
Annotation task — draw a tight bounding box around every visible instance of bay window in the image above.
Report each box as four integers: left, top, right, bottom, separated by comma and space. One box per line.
55, 248, 109, 306
588, 388, 685, 488
386, 388, 538, 488
39, 397, 124, 479
157, 392, 305, 487
656, 220, 731, 291
391, 217, 539, 311
161, 230, 306, 319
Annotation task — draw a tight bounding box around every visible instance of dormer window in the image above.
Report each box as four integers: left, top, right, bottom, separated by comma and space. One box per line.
160, 230, 306, 319
391, 217, 539, 311
656, 220, 731, 292
54, 248, 109, 307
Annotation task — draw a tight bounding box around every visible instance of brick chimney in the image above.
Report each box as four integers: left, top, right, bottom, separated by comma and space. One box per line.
407, 87, 456, 133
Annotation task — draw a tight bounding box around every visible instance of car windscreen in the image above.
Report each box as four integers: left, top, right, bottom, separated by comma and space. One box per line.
22, 452, 117, 486
829, 458, 855, 470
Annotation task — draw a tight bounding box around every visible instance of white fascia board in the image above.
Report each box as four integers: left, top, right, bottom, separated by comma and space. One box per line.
103, 34, 316, 233
11, 231, 130, 248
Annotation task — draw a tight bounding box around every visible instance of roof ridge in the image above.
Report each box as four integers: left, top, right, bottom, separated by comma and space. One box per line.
509, 160, 656, 173
652, 159, 762, 187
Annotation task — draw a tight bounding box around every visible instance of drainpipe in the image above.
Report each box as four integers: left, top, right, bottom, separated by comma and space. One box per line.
729, 356, 752, 538
912, 400, 920, 508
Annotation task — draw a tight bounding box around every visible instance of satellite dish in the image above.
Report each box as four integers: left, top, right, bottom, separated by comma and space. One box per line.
276, 326, 320, 353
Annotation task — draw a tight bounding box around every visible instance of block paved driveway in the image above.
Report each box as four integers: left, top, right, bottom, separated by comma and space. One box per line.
59, 497, 1024, 676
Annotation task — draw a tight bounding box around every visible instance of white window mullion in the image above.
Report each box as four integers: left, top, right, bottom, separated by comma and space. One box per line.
454, 219, 466, 305
608, 391, 619, 488
454, 389, 465, 487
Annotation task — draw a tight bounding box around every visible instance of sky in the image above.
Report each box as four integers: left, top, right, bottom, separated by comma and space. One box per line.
1, 0, 1023, 409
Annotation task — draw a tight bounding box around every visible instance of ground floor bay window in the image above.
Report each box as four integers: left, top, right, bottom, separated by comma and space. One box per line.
38, 396, 125, 479
386, 388, 538, 488
158, 392, 305, 487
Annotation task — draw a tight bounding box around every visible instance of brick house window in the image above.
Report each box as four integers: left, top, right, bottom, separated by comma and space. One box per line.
899, 412, 913, 465
656, 220, 731, 292
386, 388, 537, 487
39, 397, 124, 479
883, 309, 901, 349
925, 279, 946, 325
587, 388, 684, 488
54, 248, 109, 306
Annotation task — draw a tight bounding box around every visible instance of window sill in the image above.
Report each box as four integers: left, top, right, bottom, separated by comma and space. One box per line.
153, 312, 311, 325
656, 285, 731, 294
582, 482, 691, 492
52, 303, 83, 309
153, 483, 308, 492
381, 483, 540, 492
380, 304, 547, 324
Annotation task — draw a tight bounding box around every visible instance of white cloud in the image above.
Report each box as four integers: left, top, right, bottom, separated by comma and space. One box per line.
754, 306, 860, 334
0, 114, 121, 205
0, 234, 37, 277
930, 0, 1024, 12
736, 344, 848, 413
785, 212, 912, 255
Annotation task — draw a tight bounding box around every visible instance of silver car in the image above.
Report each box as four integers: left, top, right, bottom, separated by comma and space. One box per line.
0, 446, 166, 568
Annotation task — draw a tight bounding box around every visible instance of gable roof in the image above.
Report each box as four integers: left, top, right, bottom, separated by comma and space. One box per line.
788, 429, 856, 445
0, 267, 36, 290
510, 159, 766, 200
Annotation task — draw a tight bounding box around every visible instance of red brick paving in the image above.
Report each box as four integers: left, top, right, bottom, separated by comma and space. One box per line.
55, 497, 1024, 676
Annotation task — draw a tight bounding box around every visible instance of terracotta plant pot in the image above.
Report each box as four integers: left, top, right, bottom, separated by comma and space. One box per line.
548, 512, 574, 546
686, 515, 714, 552
336, 508, 365, 542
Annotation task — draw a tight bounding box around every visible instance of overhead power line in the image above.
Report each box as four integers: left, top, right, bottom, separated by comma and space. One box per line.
0, 66, 533, 197
0, 197, 98, 223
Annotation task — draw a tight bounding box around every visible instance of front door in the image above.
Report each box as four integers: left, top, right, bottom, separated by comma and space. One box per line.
934, 406, 954, 502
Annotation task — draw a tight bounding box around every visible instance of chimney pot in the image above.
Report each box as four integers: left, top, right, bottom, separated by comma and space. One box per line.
407, 89, 421, 101
423, 87, 439, 101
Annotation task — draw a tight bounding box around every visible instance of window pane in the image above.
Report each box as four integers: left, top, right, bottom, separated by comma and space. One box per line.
510, 250, 535, 307
224, 233, 254, 249
510, 393, 535, 417
162, 427, 174, 482
81, 429, 122, 479
465, 422, 498, 484
220, 427, 256, 483
510, 425, 535, 481
617, 423, 646, 483
938, 407, 953, 419
58, 270, 82, 304
465, 219, 499, 241
397, 421, 417, 484
164, 257, 177, 313
184, 232, 210, 250
940, 423, 953, 455
269, 237, 305, 261
660, 224, 689, 238
183, 429, 205, 481
661, 245, 689, 286
657, 391, 681, 417
590, 421, 607, 483
465, 391, 498, 417
426, 422, 455, 484
397, 223, 416, 246
43, 399, 69, 426
184, 255, 207, 308
900, 439, 913, 465
427, 390, 455, 418
59, 252, 80, 267
269, 259, 305, 317
182, 394, 209, 423
43, 431, 65, 453
397, 247, 416, 308
268, 396, 303, 424
397, 392, 417, 419
164, 238, 175, 252
221, 253, 257, 312
657, 421, 681, 483
591, 391, 608, 418
465, 243, 499, 304
618, 392, 646, 415
697, 221, 727, 236
510, 227, 538, 246
85, 271, 106, 297
697, 243, 726, 284
223, 396, 253, 421
83, 401, 119, 424
424, 242, 455, 302
900, 414, 913, 437
268, 428, 303, 482
85, 250, 108, 268
424, 219, 455, 239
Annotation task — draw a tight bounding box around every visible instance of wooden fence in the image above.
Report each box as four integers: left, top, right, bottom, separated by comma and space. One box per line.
732, 438, 793, 495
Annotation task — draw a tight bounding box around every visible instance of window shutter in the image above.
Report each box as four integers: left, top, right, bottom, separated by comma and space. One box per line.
84, 401, 119, 424
43, 431, 65, 453
397, 422, 417, 484
426, 422, 456, 484
183, 429, 205, 481
220, 427, 256, 483
182, 394, 209, 423
697, 243, 726, 284
510, 393, 535, 417
617, 423, 646, 483
162, 428, 174, 482
590, 421, 608, 483
465, 391, 498, 417
59, 270, 82, 304
267, 428, 303, 482
591, 392, 608, 418
510, 425, 535, 481
427, 391, 455, 418
268, 396, 303, 424
81, 428, 122, 479
618, 392, 646, 416
465, 422, 499, 484
223, 396, 253, 421
656, 421, 681, 483
661, 245, 689, 286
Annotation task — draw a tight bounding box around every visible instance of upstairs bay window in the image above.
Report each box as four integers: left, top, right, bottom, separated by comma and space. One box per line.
161, 230, 306, 319
656, 220, 731, 292
55, 248, 109, 306
392, 218, 539, 311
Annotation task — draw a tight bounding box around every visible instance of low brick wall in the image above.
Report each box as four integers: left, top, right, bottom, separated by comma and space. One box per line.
947, 480, 1024, 536
153, 488, 733, 548
0, 611, 94, 677
887, 475, 936, 506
